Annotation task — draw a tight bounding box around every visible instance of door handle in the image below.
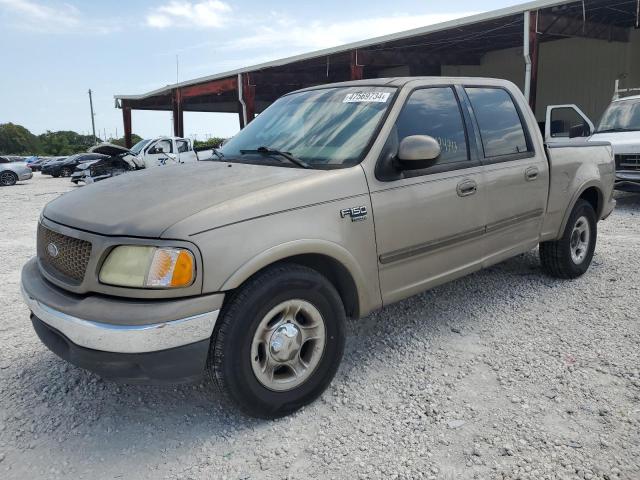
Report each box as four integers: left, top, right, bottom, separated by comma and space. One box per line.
525, 167, 539, 181
456, 179, 477, 197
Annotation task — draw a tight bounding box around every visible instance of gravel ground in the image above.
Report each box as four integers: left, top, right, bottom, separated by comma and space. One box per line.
0, 174, 639, 480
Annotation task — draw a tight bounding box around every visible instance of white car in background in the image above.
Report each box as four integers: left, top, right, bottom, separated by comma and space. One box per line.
545, 95, 640, 192
0, 156, 33, 186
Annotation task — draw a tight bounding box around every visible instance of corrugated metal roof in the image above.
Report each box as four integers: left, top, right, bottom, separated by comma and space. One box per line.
114, 0, 577, 102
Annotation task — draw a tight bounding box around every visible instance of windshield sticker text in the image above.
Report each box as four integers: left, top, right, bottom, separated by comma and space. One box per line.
343, 92, 391, 103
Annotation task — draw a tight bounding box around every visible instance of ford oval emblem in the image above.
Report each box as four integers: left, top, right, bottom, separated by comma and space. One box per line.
47, 242, 60, 258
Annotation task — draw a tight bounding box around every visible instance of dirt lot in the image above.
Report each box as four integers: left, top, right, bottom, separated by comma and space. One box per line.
1, 174, 639, 480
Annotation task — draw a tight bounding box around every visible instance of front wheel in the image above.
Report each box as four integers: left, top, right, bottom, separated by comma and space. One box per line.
61, 167, 72, 177
207, 263, 346, 418
539, 199, 597, 279
0, 171, 18, 186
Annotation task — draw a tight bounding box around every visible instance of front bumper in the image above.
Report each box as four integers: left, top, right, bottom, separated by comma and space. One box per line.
21, 258, 224, 383
615, 171, 640, 192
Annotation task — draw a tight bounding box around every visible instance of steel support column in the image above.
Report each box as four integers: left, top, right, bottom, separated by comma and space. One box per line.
122, 100, 132, 148
172, 89, 184, 138
350, 50, 363, 80
237, 73, 255, 129
524, 11, 540, 112
528, 11, 540, 113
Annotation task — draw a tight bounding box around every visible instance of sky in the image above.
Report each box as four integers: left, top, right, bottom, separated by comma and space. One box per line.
0, 0, 532, 141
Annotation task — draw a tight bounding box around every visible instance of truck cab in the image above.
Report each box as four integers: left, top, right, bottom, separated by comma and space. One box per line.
141, 137, 198, 167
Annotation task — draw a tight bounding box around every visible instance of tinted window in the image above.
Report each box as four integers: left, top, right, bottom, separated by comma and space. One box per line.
465, 88, 529, 157
0, 157, 9, 163
550, 107, 590, 138
394, 87, 468, 165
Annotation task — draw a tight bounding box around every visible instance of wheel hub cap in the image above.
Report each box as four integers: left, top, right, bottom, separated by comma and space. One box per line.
269, 323, 302, 362
570, 216, 590, 265
250, 299, 326, 392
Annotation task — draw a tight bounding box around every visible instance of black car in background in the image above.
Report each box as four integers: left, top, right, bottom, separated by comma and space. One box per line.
41, 153, 108, 177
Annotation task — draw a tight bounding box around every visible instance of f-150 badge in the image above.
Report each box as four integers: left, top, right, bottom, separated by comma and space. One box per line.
340, 206, 368, 222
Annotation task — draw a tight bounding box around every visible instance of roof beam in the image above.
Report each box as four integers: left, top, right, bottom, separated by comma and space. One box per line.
180, 77, 237, 99
357, 50, 482, 67
538, 12, 629, 42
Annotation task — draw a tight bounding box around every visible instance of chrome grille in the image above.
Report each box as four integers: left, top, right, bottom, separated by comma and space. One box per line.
615, 154, 640, 172
37, 224, 92, 283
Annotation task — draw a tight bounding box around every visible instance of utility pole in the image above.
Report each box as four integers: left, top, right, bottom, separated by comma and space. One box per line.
88, 89, 97, 144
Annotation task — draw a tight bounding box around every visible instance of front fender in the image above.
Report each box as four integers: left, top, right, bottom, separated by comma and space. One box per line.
220, 239, 374, 315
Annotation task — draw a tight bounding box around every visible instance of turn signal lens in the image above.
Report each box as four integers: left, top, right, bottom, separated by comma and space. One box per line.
170, 250, 195, 287
146, 248, 195, 288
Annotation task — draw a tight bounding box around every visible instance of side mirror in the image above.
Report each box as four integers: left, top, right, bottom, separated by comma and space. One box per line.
569, 124, 590, 138
397, 135, 441, 169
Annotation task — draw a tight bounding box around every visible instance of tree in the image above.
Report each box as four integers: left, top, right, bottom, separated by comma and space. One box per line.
111, 134, 143, 148
194, 137, 226, 149
38, 130, 98, 156
0, 123, 41, 155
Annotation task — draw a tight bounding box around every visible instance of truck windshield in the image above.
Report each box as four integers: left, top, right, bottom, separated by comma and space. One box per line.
597, 98, 640, 132
219, 87, 396, 168
131, 139, 151, 155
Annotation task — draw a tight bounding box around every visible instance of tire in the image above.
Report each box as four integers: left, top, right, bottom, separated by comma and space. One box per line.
0, 171, 18, 186
540, 199, 597, 279
52, 173, 60, 178
61, 167, 72, 177
208, 263, 346, 418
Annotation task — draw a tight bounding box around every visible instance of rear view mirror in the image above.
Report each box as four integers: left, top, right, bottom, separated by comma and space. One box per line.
397, 135, 441, 169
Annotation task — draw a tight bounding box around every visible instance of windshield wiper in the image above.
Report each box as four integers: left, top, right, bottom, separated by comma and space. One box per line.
211, 149, 225, 160
240, 146, 310, 169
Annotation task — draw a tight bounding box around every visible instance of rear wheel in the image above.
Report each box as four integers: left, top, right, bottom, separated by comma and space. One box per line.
540, 199, 597, 279
0, 171, 18, 186
208, 263, 346, 418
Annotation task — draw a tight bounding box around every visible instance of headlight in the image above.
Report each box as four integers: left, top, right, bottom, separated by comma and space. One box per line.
99, 246, 195, 288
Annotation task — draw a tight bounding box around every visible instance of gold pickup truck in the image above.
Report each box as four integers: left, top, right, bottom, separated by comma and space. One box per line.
21, 77, 615, 418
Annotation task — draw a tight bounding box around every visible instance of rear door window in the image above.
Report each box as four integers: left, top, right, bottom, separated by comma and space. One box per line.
465, 87, 530, 158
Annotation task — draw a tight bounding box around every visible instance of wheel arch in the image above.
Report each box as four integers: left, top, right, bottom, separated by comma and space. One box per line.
558, 181, 604, 236
0, 169, 18, 184
220, 240, 373, 319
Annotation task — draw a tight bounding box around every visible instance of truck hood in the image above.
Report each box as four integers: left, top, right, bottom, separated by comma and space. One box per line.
89, 143, 132, 156
43, 162, 367, 238
590, 132, 640, 154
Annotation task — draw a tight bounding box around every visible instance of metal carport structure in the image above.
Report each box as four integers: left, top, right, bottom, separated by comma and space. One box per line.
114, 0, 640, 147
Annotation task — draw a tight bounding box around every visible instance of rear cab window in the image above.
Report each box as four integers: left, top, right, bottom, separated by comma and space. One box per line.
464, 87, 532, 161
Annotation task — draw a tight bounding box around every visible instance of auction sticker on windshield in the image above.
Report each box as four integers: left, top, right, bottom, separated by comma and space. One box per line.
343, 92, 391, 103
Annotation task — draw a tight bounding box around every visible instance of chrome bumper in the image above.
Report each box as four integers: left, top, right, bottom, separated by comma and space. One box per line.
21, 284, 219, 354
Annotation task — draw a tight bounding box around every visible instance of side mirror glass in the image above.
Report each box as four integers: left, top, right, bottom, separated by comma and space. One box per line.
397, 135, 441, 169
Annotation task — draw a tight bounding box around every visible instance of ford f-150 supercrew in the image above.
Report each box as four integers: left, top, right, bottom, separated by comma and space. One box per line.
21, 77, 615, 418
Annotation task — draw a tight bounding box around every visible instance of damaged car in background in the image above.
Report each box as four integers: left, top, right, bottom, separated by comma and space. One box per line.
72, 137, 210, 184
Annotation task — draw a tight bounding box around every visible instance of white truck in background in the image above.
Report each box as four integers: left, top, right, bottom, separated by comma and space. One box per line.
90, 136, 201, 169
544, 83, 640, 192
